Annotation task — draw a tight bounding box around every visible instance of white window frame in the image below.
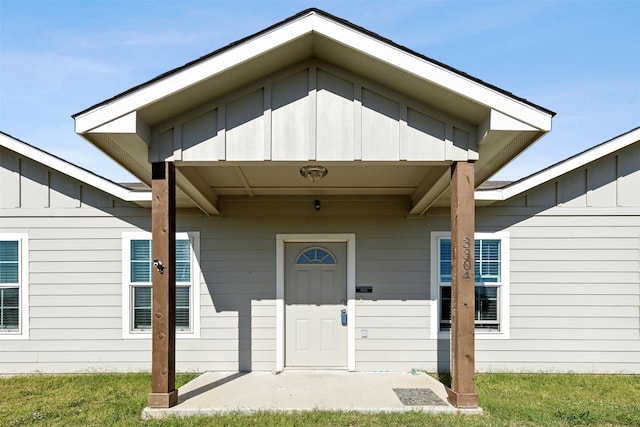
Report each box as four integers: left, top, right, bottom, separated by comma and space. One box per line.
0, 233, 29, 339
430, 231, 510, 339
122, 231, 200, 339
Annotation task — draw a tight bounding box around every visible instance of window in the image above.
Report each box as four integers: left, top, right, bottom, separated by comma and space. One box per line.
122, 232, 200, 338
0, 234, 28, 339
296, 247, 336, 265
431, 231, 509, 339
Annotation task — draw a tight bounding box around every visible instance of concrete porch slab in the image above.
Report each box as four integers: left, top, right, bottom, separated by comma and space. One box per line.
142, 370, 483, 418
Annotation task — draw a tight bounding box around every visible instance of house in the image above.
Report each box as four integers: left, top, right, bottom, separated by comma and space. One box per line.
1, 9, 638, 409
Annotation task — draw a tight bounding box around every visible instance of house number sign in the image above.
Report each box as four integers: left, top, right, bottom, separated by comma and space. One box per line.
462, 236, 472, 280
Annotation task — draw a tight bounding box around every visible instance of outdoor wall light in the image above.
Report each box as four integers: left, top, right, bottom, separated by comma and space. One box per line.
300, 165, 328, 182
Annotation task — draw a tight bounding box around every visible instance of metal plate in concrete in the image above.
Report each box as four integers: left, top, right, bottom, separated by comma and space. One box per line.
393, 388, 448, 406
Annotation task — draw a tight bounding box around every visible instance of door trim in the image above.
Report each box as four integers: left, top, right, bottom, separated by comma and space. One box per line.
276, 234, 356, 372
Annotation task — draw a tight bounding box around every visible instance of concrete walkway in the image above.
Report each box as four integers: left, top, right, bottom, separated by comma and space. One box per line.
142, 370, 483, 418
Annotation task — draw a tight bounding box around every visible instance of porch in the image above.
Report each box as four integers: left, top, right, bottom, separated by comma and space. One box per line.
73, 9, 553, 411
142, 370, 482, 418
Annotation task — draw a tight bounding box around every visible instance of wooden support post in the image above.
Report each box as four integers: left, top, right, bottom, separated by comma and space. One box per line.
447, 161, 479, 409
148, 162, 178, 408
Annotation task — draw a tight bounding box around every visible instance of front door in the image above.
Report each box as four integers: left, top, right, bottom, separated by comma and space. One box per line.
285, 242, 347, 367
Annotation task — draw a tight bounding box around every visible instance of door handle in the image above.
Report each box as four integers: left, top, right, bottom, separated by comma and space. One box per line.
341, 308, 347, 326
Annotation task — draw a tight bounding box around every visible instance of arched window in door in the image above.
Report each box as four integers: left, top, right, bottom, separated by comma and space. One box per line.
295, 247, 336, 265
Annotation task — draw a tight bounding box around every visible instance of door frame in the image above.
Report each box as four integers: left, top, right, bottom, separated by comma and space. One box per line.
276, 234, 356, 372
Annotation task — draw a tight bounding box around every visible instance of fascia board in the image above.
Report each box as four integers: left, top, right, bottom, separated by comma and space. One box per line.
475, 127, 640, 201
75, 17, 315, 134
311, 17, 553, 131
0, 132, 151, 203
488, 109, 539, 132
90, 110, 137, 134
76, 11, 552, 135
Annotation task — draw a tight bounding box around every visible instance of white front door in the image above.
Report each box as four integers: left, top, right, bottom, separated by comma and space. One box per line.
285, 242, 347, 367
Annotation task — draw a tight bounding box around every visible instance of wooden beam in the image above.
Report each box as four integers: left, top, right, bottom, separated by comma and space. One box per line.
447, 161, 479, 408
148, 162, 178, 408
175, 166, 220, 215
409, 168, 451, 215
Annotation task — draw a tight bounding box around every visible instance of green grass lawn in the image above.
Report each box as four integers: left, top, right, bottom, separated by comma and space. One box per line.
0, 372, 638, 426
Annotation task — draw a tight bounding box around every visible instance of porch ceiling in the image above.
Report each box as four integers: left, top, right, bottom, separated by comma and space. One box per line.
178, 162, 449, 197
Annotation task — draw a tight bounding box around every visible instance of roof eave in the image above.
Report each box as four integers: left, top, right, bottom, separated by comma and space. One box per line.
0, 131, 151, 204
475, 126, 640, 203
74, 8, 554, 135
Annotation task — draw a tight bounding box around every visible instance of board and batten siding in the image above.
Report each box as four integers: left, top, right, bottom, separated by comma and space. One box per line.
150, 60, 477, 164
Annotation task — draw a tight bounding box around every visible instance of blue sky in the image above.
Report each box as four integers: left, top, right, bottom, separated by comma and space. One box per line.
1, 0, 638, 183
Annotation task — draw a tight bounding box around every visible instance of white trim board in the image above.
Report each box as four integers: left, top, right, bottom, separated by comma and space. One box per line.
0, 233, 29, 340
429, 231, 510, 340
476, 127, 640, 202
276, 233, 356, 372
121, 231, 201, 339
0, 131, 151, 203
74, 10, 552, 134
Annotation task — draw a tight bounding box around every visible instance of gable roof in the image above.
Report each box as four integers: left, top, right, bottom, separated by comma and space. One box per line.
72, 8, 555, 215
0, 131, 150, 204
476, 126, 640, 202
74, 7, 553, 133
74, 8, 554, 122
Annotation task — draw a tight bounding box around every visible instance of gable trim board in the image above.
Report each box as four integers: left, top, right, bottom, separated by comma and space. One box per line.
477, 127, 640, 203
73, 9, 553, 133
0, 131, 150, 205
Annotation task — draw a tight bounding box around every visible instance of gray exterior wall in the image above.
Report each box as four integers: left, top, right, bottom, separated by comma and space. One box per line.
473, 141, 639, 373
1, 141, 639, 374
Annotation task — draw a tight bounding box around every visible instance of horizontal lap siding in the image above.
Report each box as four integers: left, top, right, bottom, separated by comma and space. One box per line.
473, 143, 640, 372
476, 204, 640, 373
1, 193, 436, 373
180, 216, 277, 372
3, 203, 637, 374
3, 141, 638, 374
0, 150, 241, 373
0, 209, 154, 373
0, 210, 268, 373
353, 223, 432, 371
193, 213, 433, 372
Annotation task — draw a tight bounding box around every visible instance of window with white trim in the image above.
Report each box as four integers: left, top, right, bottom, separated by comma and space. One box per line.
0, 234, 29, 339
431, 231, 509, 339
122, 232, 200, 338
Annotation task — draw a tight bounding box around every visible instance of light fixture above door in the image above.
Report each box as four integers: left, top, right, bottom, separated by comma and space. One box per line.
299, 165, 328, 182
